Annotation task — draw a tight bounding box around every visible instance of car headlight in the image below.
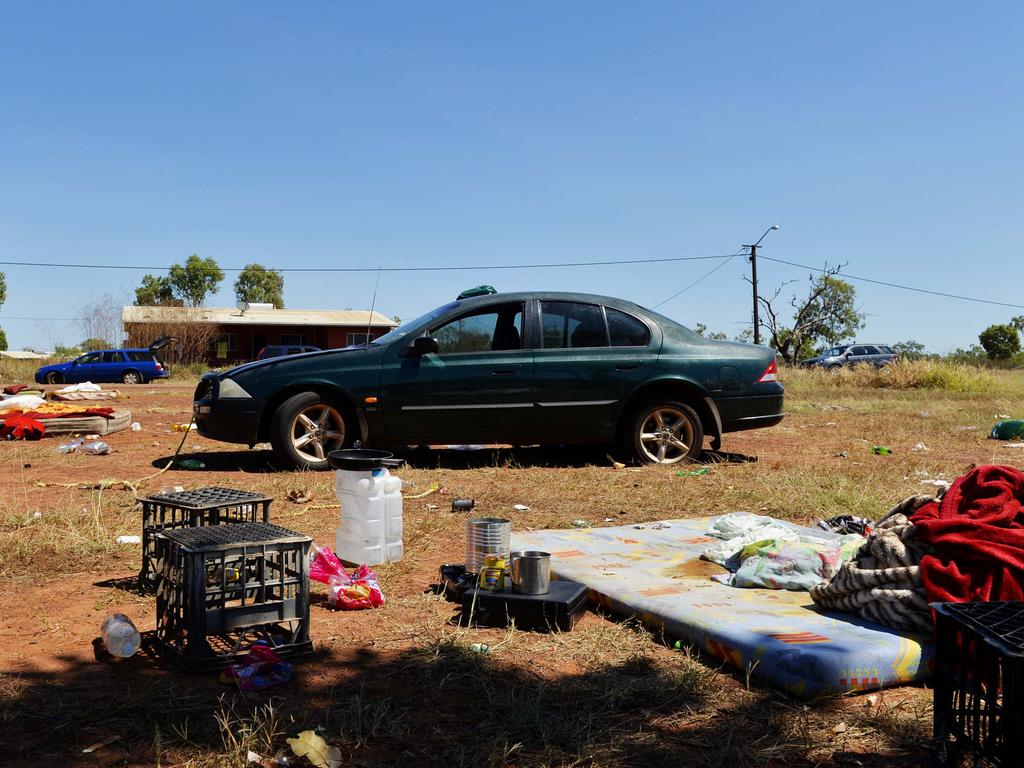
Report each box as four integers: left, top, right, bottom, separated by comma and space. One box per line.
218, 378, 252, 399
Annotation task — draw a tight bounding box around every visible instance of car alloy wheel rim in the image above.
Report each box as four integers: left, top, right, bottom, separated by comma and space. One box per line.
291, 404, 345, 461
639, 407, 694, 464
125, 373, 140, 384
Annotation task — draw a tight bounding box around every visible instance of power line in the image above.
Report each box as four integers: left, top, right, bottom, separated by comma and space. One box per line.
0, 315, 77, 321
653, 250, 744, 308
758, 255, 1024, 310
0, 254, 735, 273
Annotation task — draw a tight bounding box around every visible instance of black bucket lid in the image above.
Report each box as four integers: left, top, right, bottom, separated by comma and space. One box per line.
327, 449, 405, 471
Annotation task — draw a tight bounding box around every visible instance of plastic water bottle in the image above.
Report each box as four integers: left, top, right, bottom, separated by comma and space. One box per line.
100, 614, 141, 658
335, 467, 404, 566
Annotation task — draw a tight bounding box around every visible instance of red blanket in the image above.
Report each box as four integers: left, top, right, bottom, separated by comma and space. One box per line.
910, 465, 1024, 604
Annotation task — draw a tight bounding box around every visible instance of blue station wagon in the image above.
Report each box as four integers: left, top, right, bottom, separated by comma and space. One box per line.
36, 338, 173, 385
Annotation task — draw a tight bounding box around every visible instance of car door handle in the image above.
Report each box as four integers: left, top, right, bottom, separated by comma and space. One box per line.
492, 366, 520, 376
615, 363, 640, 371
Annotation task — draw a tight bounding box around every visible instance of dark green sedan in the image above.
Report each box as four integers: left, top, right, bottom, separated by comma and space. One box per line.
193, 290, 783, 470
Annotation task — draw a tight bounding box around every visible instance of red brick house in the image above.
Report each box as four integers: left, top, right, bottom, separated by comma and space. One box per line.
122, 304, 398, 365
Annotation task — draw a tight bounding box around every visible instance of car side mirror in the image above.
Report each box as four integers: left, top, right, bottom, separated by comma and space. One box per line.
402, 336, 439, 357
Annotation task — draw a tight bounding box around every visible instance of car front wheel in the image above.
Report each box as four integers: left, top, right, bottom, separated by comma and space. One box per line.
269, 392, 352, 470
626, 401, 703, 465
45, 371, 64, 385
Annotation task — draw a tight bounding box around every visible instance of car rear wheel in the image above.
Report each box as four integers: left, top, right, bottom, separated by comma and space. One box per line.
625, 401, 703, 465
122, 370, 143, 384
45, 371, 63, 385
269, 392, 352, 470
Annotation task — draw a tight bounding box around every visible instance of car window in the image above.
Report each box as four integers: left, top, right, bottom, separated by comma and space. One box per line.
78, 352, 102, 364
126, 351, 150, 362
541, 301, 607, 348
101, 352, 123, 363
606, 307, 650, 347
877, 345, 893, 354
373, 301, 461, 346
850, 346, 871, 356
432, 303, 524, 354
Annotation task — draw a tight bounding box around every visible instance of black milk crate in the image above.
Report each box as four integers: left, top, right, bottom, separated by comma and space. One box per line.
154, 522, 312, 670
138, 487, 272, 589
933, 601, 1024, 767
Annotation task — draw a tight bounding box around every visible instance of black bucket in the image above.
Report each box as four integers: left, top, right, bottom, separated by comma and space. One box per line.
327, 449, 405, 471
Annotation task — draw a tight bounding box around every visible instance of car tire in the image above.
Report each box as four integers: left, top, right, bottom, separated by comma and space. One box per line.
269, 391, 353, 471
122, 370, 143, 385
827, 364, 841, 372
45, 371, 64, 385
624, 400, 704, 465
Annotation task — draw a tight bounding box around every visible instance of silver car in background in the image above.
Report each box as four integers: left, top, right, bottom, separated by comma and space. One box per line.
801, 343, 898, 369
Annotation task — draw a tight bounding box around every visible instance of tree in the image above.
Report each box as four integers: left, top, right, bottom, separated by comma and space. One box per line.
1011, 316, 1024, 333
892, 340, 926, 360
979, 323, 1021, 360
168, 254, 224, 307
234, 263, 284, 308
0, 271, 6, 351
756, 264, 866, 364
80, 337, 110, 351
134, 274, 180, 306
693, 323, 727, 340
78, 294, 122, 350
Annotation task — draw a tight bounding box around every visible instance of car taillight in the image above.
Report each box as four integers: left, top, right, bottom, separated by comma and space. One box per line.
756, 359, 779, 383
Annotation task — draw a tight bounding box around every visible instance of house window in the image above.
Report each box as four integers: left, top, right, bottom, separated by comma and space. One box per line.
281, 334, 307, 346
346, 332, 374, 346
210, 334, 237, 359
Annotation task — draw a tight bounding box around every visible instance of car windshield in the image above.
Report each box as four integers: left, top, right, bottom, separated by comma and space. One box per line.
827, 346, 849, 356
371, 301, 461, 345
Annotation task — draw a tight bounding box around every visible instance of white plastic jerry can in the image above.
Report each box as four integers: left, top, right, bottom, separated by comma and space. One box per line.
335, 467, 404, 566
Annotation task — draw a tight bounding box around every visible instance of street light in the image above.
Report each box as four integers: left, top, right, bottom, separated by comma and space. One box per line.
743, 225, 780, 345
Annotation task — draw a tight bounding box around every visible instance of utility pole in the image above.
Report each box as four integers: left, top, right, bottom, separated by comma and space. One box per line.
749, 244, 760, 345
744, 225, 779, 346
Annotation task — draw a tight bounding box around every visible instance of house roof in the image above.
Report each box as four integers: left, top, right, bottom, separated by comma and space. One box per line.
0, 349, 49, 360
122, 305, 399, 329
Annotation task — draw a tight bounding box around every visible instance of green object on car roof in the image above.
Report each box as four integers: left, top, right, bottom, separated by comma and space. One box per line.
457, 285, 498, 300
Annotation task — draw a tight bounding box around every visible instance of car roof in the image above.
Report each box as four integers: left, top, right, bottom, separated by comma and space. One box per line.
458, 290, 647, 312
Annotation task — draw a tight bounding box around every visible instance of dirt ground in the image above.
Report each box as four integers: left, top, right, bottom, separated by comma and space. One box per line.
2, 375, 1023, 767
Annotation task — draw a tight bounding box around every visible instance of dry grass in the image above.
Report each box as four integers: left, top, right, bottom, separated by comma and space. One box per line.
4, 372, 1024, 765
783, 359, 1002, 394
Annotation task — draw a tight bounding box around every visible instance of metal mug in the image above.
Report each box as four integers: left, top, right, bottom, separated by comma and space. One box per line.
509, 550, 551, 595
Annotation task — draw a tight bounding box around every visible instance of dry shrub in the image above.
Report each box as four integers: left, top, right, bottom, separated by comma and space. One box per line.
782, 359, 996, 394
0, 356, 54, 383
125, 310, 218, 364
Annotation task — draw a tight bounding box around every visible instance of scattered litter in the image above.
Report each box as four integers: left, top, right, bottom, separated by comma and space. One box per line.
130, 422, 141, 432
425, 503, 439, 510
991, 420, 1024, 440
451, 498, 475, 512
865, 694, 879, 707
870, 446, 892, 456
116, 535, 141, 545
310, 546, 385, 609
404, 482, 440, 499
81, 441, 110, 455
85, 434, 100, 440
57, 381, 101, 393
177, 459, 205, 470
912, 442, 929, 453
833, 722, 848, 734
287, 489, 313, 504
57, 440, 82, 454
955, 425, 979, 432
673, 640, 683, 651
32, 511, 41, 518
570, 519, 590, 528
172, 423, 197, 432
818, 515, 873, 536
995, 414, 1011, 420
82, 735, 121, 754
513, 504, 530, 512
834, 451, 849, 458
287, 730, 342, 768
1005, 443, 1024, 449
650, 522, 673, 530
607, 454, 626, 470
604, 517, 614, 522
675, 467, 709, 477
438, 487, 451, 495
219, 642, 293, 692
470, 642, 489, 654
920, 479, 951, 490
919, 411, 930, 418
100, 614, 141, 658
160, 485, 185, 494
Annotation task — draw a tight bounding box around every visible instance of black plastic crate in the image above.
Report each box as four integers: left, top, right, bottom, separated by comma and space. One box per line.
461, 580, 589, 632
138, 487, 272, 589
154, 522, 312, 669
933, 601, 1024, 767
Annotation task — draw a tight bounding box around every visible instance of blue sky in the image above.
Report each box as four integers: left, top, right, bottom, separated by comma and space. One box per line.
1, 3, 1021, 352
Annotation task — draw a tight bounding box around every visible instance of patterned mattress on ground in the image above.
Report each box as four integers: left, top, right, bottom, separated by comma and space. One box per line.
512, 517, 933, 697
